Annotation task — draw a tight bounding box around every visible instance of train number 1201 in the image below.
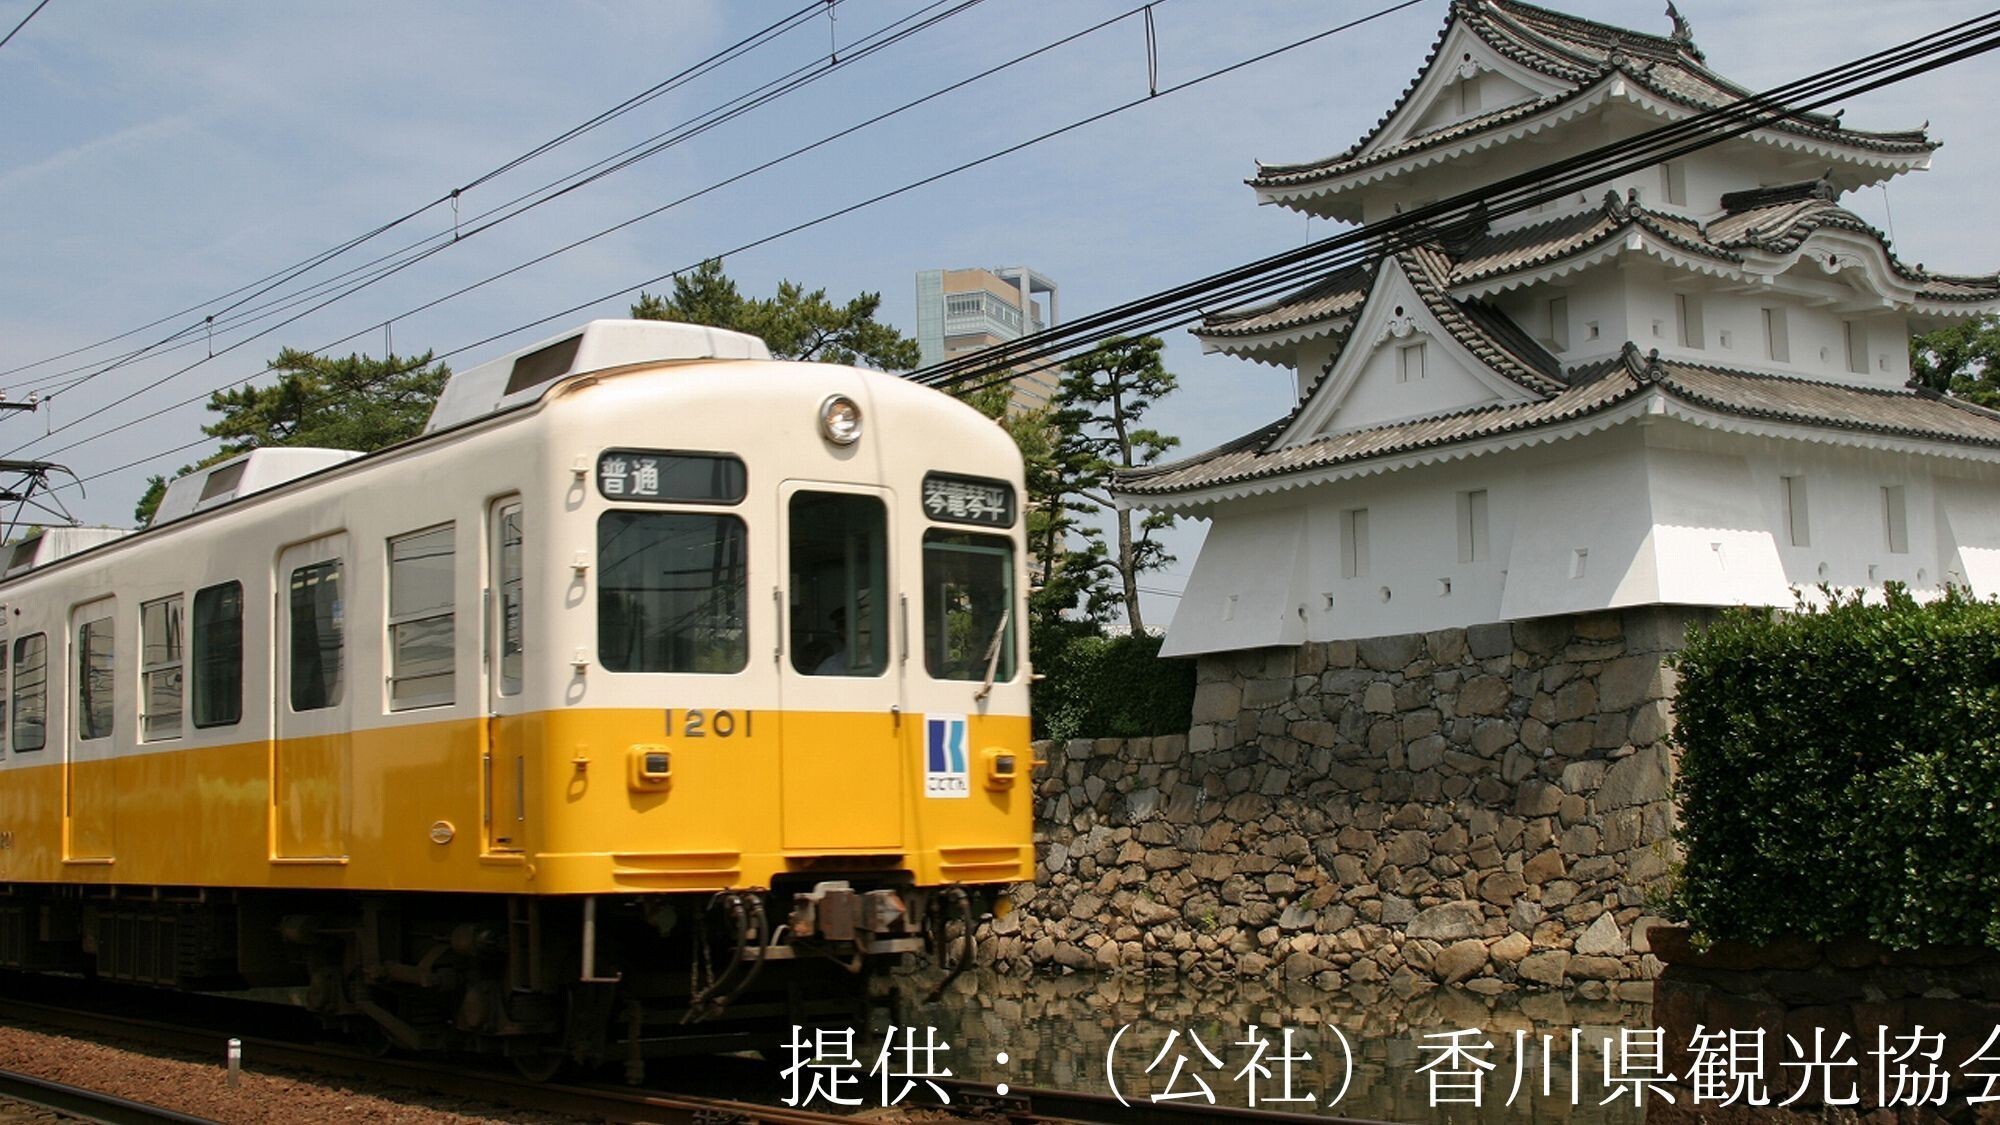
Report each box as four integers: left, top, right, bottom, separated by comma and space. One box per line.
664, 709, 753, 738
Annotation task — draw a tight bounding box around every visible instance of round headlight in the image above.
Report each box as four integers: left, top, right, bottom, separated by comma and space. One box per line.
820, 394, 863, 445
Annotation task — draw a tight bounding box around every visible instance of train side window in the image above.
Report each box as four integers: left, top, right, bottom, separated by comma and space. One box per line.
76, 616, 113, 740
789, 492, 888, 677
496, 504, 524, 696
192, 582, 243, 728
289, 560, 344, 712
921, 530, 1017, 683
597, 511, 747, 674
0, 634, 9, 754
140, 595, 185, 741
388, 525, 455, 710
11, 635, 44, 752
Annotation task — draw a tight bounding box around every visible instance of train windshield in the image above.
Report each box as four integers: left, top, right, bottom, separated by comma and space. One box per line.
921, 530, 1015, 683
789, 492, 888, 677
598, 511, 749, 674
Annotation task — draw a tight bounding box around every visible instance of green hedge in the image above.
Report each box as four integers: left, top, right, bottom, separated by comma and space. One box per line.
1674, 587, 2000, 948
1033, 631, 1195, 743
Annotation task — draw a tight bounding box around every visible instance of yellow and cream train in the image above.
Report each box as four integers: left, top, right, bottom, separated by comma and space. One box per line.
0, 319, 1033, 1074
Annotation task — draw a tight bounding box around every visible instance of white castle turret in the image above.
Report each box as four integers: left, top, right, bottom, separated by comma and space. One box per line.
1119, 0, 2000, 656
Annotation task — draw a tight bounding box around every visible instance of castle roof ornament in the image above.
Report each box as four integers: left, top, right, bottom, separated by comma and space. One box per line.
1664, 2, 1702, 60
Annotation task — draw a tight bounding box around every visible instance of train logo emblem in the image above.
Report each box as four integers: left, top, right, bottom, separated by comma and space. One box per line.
924, 716, 970, 798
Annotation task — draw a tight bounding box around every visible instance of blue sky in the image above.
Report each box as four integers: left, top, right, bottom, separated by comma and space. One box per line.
1, 0, 1994, 627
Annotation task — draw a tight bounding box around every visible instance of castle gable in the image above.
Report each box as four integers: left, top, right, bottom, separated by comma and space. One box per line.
1274, 259, 1545, 446
1368, 22, 1564, 155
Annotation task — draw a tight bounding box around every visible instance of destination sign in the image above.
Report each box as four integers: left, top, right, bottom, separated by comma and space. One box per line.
921, 472, 1015, 528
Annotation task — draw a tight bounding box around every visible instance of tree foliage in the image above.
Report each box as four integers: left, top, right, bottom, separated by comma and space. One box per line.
1052, 336, 1180, 633
632, 258, 919, 370
1910, 315, 2000, 405
134, 348, 450, 524
1673, 586, 2000, 948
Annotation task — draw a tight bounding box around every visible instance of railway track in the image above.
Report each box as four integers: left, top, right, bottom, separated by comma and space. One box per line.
0, 1067, 214, 1125
0, 990, 1396, 1124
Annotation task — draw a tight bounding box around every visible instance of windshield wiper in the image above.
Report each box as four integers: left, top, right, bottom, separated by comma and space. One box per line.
973, 607, 1011, 702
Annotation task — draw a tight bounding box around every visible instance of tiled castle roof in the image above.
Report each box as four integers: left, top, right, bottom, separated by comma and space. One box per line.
1117, 346, 2000, 499
1199, 185, 2000, 351
1251, 0, 1935, 193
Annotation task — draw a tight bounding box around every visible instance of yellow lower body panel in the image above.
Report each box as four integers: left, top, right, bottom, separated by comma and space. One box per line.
0, 709, 1033, 896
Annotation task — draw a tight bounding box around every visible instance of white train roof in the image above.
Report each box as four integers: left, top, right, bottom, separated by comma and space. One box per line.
3, 526, 134, 577
152, 447, 366, 527
425, 319, 772, 434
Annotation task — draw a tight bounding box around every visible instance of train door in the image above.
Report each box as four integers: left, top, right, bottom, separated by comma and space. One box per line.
484, 498, 527, 853
64, 598, 116, 863
273, 535, 349, 860
776, 483, 906, 851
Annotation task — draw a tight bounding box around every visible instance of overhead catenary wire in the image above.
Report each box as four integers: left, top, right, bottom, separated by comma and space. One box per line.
0, 0, 991, 417
1, 0, 984, 400
7, 0, 1192, 461
43, 7, 2000, 497
911, 10, 2000, 399
0, 0, 1000, 450
0, 0, 50, 53
0, 0, 836, 388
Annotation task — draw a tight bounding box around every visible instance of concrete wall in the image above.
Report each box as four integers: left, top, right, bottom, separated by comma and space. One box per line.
985, 607, 1699, 998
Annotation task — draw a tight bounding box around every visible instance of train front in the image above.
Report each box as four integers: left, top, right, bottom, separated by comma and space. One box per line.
516, 351, 1034, 1065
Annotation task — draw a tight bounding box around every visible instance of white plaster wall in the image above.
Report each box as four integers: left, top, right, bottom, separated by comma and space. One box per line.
1497, 428, 1658, 619
1160, 503, 1309, 658
1158, 415, 2000, 655
1485, 268, 1629, 369
1639, 443, 1793, 606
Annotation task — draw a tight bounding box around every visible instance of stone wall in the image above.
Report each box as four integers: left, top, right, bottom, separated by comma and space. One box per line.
983, 607, 1703, 998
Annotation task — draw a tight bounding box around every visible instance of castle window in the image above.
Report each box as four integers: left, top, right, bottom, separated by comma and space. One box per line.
1845, 321, 1868, 375
1782, 475, 1809, 548
1398, 342, 1426, 383
1544, 297, 1569, 352
1455, 75, 1480, 116
1882, 486, 1909, 555
1662, 161, 1687, 207
1676, 293, 1704, 349
1763, 307, 1790, 363
1457, 489, 1489, 563
1341, 509, 1370, 579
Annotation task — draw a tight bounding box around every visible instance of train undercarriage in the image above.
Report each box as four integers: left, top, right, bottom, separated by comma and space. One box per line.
0, 874, 982, 1081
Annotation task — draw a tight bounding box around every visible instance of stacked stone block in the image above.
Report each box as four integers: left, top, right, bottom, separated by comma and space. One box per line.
983, 607, 1701, 997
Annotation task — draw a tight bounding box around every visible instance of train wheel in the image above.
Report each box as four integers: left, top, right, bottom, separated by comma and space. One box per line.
510, 1048, 568, 1083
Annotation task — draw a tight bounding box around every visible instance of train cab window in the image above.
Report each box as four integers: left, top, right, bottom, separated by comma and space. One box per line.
387, 525, 455, 710
289, 560, 344, 711
11, 634, 45, 751
789, 492, 887, 677
76, 616, 113, 740
192, 582, 243, 728
922, 531, 1016, 682
598, 511, 747, 674
140, 595, 185, 740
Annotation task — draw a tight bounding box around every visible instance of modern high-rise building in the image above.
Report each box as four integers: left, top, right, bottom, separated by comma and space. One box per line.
915, 266, 1060, 413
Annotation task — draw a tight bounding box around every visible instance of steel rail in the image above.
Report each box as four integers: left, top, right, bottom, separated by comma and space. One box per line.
0, 1067, 216, 1125
939, 1078, 1399, 1125
0, 992, 1397, 1125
